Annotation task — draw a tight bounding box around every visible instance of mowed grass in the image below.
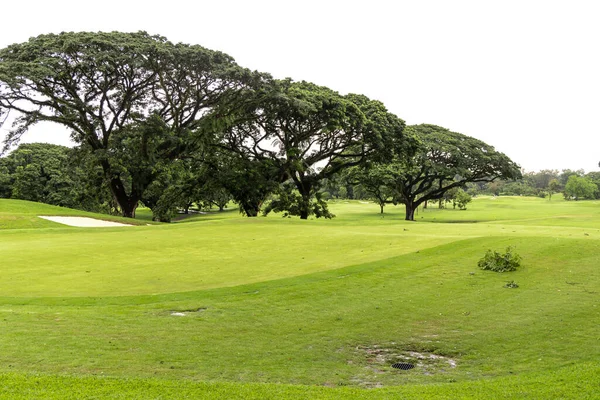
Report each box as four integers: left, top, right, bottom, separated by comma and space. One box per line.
0, 196, 598, 398
2, 197, 598, 297
0, 199, 153, 229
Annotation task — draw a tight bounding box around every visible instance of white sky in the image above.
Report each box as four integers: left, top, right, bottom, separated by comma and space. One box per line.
1, 0, 598, 172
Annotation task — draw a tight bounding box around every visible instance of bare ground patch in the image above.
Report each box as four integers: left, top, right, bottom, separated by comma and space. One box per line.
169, 307, 207, 316
351, 342, 458, 387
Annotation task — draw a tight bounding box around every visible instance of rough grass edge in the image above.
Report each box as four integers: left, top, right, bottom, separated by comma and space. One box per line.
0, 362, 597, 400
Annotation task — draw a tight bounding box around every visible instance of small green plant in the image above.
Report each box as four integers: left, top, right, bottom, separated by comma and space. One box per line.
454, 189, 472, 210
478, 246, 522, 272
504, 280, 519, 288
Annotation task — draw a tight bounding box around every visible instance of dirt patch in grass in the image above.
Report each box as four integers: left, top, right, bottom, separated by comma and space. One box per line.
349, 343, 459, 388
356, 343, 457, 375
169, 307, 207, 316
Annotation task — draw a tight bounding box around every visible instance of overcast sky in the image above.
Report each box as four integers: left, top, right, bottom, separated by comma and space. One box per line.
1, 0, 598, 172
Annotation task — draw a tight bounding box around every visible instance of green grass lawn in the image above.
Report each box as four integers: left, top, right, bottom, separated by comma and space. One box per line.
0, 196, 598, 398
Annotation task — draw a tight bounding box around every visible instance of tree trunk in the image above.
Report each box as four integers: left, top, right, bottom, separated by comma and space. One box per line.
242, 203, 259, 217
107, 177, 138, 218
380, 203, 384, 214
295, 180, 312, 220
101, 160, 140, 218
404, 200, 416, 221
299, 192, 310, 220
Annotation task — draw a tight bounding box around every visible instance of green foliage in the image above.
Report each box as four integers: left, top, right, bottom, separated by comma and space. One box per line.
449, 169, 567, 199
504, 280, 519, 288
453, 189, 472, 210
212, 153, 280, 217
0, 32, 265, 217
347, 164, 397, 213
478, 246, 522, 272
263, 183, 334, 219
558, 169, 584, 187
547, 178, 560, 200
0, 143, 112, 212
220, 79, 407, 219
355, 124, 522, 220
150, 186, 180, 223
583, 171, 600, 199
564, 175, 598, 200
0, 162, 10, 198
500, 181, 539, 196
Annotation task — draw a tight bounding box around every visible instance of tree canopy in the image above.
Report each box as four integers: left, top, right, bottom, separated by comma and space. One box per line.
1, 32, 531, 222
220, 79, 405, 219
0, 142, 111, 211
564, 175, 597, 200
351, 124, 521, 220
0, 31, 265, 217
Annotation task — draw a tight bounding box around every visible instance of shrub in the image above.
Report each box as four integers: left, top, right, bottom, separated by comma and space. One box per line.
478, 246, 521, 272
504, 280, 519, 288
454, 189, 472, 210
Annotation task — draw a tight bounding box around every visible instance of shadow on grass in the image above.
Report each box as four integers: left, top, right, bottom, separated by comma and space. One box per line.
172, 208, 239, 223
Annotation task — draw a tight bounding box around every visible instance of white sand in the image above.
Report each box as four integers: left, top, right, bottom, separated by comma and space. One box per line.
38, 216, 133, 227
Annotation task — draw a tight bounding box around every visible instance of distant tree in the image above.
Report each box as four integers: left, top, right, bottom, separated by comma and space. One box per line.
320, 175, 353, 200
1, 143, 74, 205
195, 162, 234, 212
389, 124, 521, 220
440, 186, 460, 208
523, 170, 559, 191
502, 181, 537, 196
347, 164, 397, 213
486, 181, 502, 196
211, 152, 281, 217
0, 159, 10, 198
584, 172, 600, 199
564, 175, 597, 200
4, 143, 69, 203
558, 169, 584, 187
547, 178, 560, 201
0, 143, 111, 211
453, 189, 472, 210
201, 187, 232, 211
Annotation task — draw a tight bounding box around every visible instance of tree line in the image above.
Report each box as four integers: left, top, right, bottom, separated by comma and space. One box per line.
465, 169, 600, 200
0, 32, 521, 221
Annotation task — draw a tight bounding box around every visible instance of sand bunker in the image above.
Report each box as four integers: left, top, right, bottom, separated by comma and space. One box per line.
38, 216, 133, 227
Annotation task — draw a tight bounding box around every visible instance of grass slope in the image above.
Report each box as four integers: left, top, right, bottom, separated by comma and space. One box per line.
0, 199, 152, 229
1, 363, 598, 399
0, 197, 598, 398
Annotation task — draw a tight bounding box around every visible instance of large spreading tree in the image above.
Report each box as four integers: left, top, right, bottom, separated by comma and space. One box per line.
400, 124, 521, 220
220, 79, 405, 219
353, 124, 521, 220
0, 31, 264, 217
